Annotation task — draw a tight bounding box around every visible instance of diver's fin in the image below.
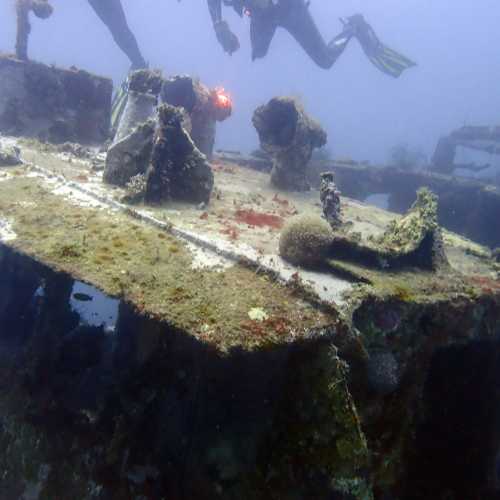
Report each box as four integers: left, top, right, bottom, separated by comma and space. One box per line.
346, 14, 416, 78
367, 44, 417, 78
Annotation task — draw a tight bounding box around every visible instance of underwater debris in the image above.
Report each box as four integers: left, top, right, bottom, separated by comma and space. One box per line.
144, 104, 214, 204
106, 91, 216, 205
431, 135, 456, 174
114, 91, 157, 144
111, 69, 163, 142
324, 188, 448, 272
16, 0, 54, 61
0, 55, 113, 143
431, 125, 500, 174
277, 188, 447, 273
104, 119, 155, 186
279, 213, 334, 267
0, 143, 22, 166
389, 143, 427, 170
252, 96, 327, 191
320, 172, 342, 228
317, 158, 500, 249
113, 69, 163, 143
377, 187, 448, 270
123, 173, 147, 204
128, 68, 164, 96
162, 75, 232, 160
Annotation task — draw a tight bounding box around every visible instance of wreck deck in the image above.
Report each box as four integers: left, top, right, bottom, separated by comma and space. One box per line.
2, 136, 500, 499
0, 138, 498, 335
0, 138, 496, 315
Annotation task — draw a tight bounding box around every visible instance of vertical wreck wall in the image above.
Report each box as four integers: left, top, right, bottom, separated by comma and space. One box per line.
0, 244, 370, 500
0, 54, 113, 144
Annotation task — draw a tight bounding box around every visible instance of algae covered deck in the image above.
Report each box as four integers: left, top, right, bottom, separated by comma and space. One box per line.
2, 137, 500, 500
0, 137, 498, 350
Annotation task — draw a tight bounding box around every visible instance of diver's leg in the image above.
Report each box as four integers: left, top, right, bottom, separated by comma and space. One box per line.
87, 0, 146, 69
250, 10, 278, 60
277, 0, 351, 69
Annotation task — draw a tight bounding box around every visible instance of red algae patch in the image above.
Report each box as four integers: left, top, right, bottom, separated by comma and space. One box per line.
234, 209, 284, 229
470, 275, 500, 293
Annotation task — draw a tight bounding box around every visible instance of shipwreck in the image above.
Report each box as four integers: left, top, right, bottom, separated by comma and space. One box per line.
0, 55, 499, 500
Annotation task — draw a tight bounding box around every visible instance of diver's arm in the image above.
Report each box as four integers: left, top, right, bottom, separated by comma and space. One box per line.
207, 0, 240, 54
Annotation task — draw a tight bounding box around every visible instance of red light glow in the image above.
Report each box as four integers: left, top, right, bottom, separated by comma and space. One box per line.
214, 87, 232, 109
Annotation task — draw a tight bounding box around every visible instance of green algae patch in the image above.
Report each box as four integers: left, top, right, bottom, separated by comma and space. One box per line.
377, 187, 439, 254
329, 255, 469, 302
0, 176, 336, 351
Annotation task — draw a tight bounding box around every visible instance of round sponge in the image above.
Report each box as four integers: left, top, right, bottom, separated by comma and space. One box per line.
279, 213, 334, 267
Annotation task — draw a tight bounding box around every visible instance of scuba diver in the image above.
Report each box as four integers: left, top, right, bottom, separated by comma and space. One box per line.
208, 0, 416, 78
87, 0, 146, 70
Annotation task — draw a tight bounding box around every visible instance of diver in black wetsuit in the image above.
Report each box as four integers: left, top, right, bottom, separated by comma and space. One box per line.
87, 0, 146, 69
208, 0, 415, 78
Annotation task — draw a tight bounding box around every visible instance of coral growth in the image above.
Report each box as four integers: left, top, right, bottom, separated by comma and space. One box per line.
0, 144, 21, 166
253, 97, 327, 191
128, 69, 163, 96
145, 104, 214, 204
320, 171, 342, 228
379, 188, 439, 252
378, 187, 448, 269
123, 173, 147, 204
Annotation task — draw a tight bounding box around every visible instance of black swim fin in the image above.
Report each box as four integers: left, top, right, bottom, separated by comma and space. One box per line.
345, 14, 416, 78
367, 44, 417, 78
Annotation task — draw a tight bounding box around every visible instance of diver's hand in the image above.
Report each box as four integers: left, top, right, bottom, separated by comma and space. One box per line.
31, 0, 54, 19
214, 20, 240, 55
